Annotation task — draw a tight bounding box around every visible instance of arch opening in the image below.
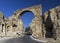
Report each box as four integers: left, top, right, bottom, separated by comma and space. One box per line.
19, 10, 35, 35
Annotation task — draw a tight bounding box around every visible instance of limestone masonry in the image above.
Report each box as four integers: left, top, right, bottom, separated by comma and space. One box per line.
0, 4, 60, 43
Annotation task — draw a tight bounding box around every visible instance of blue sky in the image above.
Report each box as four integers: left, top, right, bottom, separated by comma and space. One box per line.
0, 0, 60, 28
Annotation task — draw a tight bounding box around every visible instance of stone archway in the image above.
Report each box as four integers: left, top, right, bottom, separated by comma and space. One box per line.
9, 5, 43, 38
20, 11, 35, 32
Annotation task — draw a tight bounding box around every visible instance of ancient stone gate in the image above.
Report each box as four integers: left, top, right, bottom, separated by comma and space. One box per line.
0, 5, 43, 38
9, 5, 43, 38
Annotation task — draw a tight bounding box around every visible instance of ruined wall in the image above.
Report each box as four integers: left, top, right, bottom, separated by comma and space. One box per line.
0, 12, 6, 37
8, 16, 24, 37
44, 6, 60, 40
0, 12, 24, 37
30, 16, 42, 38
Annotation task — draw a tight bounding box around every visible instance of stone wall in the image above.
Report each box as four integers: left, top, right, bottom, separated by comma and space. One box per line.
30, 16, 42, 38
44, 6, 60, 40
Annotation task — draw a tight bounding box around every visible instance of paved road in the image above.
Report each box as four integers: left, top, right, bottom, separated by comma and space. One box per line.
0, 36, 44, 43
